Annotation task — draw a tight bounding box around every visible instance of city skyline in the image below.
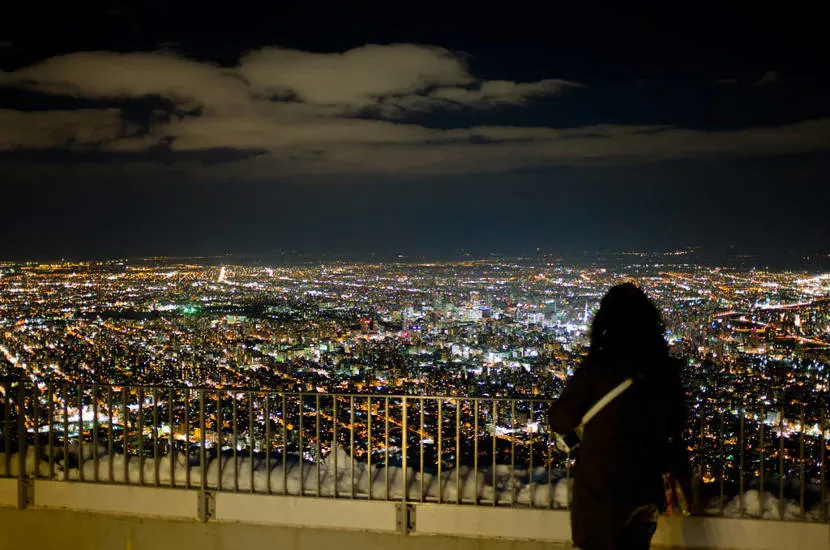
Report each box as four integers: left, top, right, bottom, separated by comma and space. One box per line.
1, 3, 829, 260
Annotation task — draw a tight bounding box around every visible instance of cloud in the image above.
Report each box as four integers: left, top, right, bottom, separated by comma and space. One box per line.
753, 70, 778, 86
239, 44, 473, 108
0, 108, 149, 150
377, 79, 581, 116
0, 51, 250, 112
1, 46, 829, 181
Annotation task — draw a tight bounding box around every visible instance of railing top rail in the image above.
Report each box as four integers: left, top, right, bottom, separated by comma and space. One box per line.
0, 379, 554, 402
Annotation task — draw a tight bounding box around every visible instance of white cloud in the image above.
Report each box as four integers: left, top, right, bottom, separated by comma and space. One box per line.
0, 108, 143, 150
239, 44, 474, 108
1, 46, 828, 181
0, 51, 250, 112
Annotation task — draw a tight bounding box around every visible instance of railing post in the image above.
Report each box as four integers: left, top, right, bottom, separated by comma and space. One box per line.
92, 384, 99, 483
492, 399, 497, 506
779, 406, 785, 520
199, 390, 206, 491
401, 397, 408, 503
738, 406, 744, 517
820, 413, 827, 524
3, 381, 10, 477
17, 384, 31, 509
366, 396, 371, 501
473, 399, 479, 505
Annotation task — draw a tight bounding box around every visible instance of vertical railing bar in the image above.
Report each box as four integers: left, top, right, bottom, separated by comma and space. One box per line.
138, 386, 144, 486
419, 397, 425, 503
699, 409, 705, 510
48, 382, 55, 479
739, 406, 745, 517
473, 399, 479, 506
215, 391, 221, 491
168, 388, 174, 488
820, 413, 826, 523
153, 387, 160, 487
492, 399, 498, 507
349, 395, 355, 499
249, 391, 255, 494
232, 393, 238, 492
384, 397, 389, 500
316, 394, 321, 497
297, 394, 304, 496
3, 382, 10, 477
510, 400, 516, 506
78, 385, 85, 482
282, 393, 287, 496
401, 397, 408, 503
121, 387, 128, 486
199, 389, 206, 491
547, 420, 553, 509
799, 407, 805, 520
566, 447, 571, 510
63, 385, 70, 482
92, 384, 99, 482
437, 399, 442, 504
718, 407, 724, 515
779, 405, 785, 520
455, 398, 461, 505
184, 388, 190, 489
107, 386, 114, 483
266, 394, 271, 495
759, 407, 765, 515
33, 383, 40, 480
16, 385, 26, 487
529, 401, 535, 508
331, 396, 337, 499
366, 396, 372, 501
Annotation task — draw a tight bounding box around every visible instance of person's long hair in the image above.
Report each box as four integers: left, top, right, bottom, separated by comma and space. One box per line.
588, 282, 669, 370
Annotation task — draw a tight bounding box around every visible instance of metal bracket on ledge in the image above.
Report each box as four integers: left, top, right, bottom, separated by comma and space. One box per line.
18, 475, 34, 509
197, 490, 215, 522
395, 503, 416, 535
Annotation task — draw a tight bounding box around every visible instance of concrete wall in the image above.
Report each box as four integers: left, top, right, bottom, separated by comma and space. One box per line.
0, 507, 574, 550
0, 479, 827, 550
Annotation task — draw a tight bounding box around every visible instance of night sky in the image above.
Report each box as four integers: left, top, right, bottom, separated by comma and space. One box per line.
1, 2, 828, 264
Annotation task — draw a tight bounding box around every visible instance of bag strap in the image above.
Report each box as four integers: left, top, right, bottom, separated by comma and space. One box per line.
580, 377, 634, 426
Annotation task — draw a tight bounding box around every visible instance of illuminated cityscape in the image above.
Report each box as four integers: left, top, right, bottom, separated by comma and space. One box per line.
1, 254, 828, 513
2, 3, 830, 547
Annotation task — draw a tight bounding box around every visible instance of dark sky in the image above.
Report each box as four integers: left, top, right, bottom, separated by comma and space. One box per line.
1, 2, 829, 264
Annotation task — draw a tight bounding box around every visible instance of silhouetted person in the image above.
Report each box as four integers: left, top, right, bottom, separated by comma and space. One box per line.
549, 282, 691, 550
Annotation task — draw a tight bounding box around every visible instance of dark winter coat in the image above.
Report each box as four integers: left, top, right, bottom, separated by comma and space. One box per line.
549, 354, 690, 549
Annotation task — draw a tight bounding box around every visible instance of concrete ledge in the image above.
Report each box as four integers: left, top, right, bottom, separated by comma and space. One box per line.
216, 492, 399, 532
34, 480, 198, 520
0, 478, 17, 508
654, 515, 830, 550
0, 480, 826, 550
415, 503, 572, 543
0, 507, 567, 550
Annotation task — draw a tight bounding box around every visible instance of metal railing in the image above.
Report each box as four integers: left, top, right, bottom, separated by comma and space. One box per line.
1, 381, 827, 521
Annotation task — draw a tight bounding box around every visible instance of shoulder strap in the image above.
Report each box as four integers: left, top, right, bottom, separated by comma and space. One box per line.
581, 377, 634, 426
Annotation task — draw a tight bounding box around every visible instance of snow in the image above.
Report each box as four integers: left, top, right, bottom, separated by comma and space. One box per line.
0, 444, 572, 507
712, 489, 828, 521
1, 445, 826, 520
